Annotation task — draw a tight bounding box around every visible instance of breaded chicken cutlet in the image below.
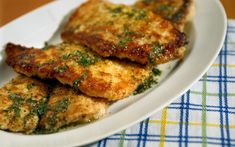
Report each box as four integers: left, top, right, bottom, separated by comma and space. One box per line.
5, 43, 150, 101
135, 0, 195, 30
61, 0, 187, 65
0, 76, 108, 134
39, 84, 107, 132
0, 76, 48, 134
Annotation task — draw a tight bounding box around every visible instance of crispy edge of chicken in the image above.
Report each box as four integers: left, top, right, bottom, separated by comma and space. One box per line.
61, 0, 187, 65
0, 75, 109, 134
135, 0, 195, 31
5, 43, 151, 101
38, 84, 108, 133
0, 75, 48, 134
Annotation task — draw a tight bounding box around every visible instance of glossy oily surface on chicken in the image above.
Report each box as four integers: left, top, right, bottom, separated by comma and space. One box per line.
62, 0, 187, 65
135, 0, 195, 30
0, 76, 108, 134
5, 42, 150, 101
0, 76, 48, 134
39, 85, 108, 133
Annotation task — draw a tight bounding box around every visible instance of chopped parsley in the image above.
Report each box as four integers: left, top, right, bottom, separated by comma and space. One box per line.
109, 6, 147, 20
123, 25, 136, 36
134, 68, 162, 95
36, 102, 48, 116
119, 38, 133, 47
7, 93, 24, 118
26, 98, 38, 106
134, 75, 158, 95
27, 83, 35, 90
47, 97, 70, 126
148, 44, 164, 65
62, 54, 70, 60
10, 104, 21, 118
48, 114, 58, 126
110, 7, 123, 13
152, 68, 162, 76
54, 97, 70, 112
26, 99, 49, 116
62, 51, 99, 67
156, 5, 173, 12
125, 11, 135, 18
171, 12, 184, 22
9, 93, 24, 105
6, 93, 48, 119
135, 10, 147, 20
73, 71, 88, 91
117, 25, 136, 47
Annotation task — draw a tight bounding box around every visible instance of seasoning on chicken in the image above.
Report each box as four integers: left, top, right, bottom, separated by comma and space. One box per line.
5, 42, 150, 101
135, 0, 195, 30
39, 85, 108, 133
61, 0, 187, 65
0, 76, 48, 134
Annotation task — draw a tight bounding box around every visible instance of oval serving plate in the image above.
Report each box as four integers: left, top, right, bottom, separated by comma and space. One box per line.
0, 0, 227, 146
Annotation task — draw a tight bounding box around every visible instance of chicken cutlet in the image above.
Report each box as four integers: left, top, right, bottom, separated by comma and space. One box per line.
135, 0, 195, 31
39, 84, 108, 133
5, 42, 150, 101
0, 76, 108, 134
61, 0, 187, 65
0, 75, 48, 134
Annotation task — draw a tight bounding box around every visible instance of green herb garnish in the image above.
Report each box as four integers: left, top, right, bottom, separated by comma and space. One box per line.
54, 97, 70, 112
110, 7, 123, 13
46, 97, 70, 127
9, 93, 24, 105
134, 68, 162, 95
26, 98, 38, 106
172, 12, 184, 22
148, 44, 164, 65
156, 5, 173, 12
73, 71, 88, 91
7, 93, 24, 118
119, 38, 133, 47
123, 25, 136, 36
135, 10, 147, 20
134, 75, 158, 95
27, 83, 35, 90
62, 51, 99, 67
48, 114, 58, 126
152, 68, 162, 76
125, 12, 135, 18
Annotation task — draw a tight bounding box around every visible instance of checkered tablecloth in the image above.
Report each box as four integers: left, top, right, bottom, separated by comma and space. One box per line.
90, 20, 235, 147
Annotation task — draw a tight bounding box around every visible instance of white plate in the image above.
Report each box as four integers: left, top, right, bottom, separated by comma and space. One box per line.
0, 0, 227, 146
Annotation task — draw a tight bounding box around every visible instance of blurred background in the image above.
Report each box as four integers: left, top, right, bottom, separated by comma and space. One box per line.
0, 0, 234, 27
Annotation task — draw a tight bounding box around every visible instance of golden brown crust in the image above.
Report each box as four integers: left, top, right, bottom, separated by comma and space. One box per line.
135, 0, 194, 30
0, 76, 48, 134
39, 85, 108, 132
61, 0, 187, 65
5, 43, 150, 101
0, 75, 108, 134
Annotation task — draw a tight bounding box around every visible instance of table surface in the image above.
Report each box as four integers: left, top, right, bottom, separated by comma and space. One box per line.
0, 0, 234, 27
